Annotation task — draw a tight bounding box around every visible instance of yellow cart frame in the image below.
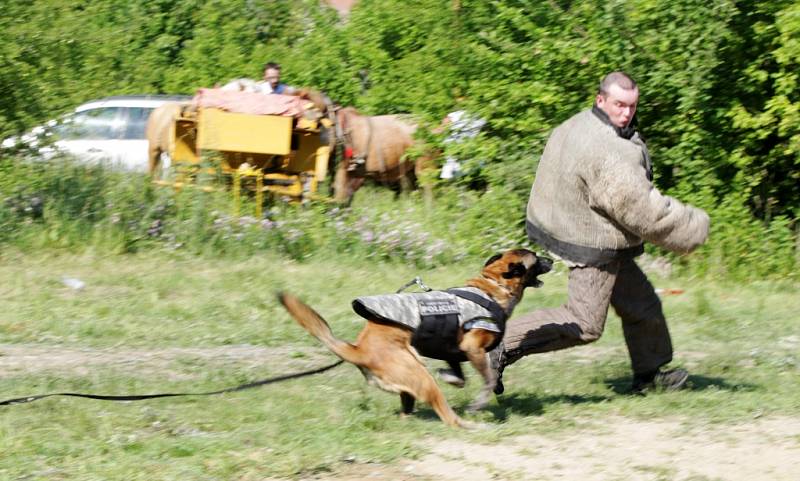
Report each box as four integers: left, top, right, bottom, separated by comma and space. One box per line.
158, 107, 331, 216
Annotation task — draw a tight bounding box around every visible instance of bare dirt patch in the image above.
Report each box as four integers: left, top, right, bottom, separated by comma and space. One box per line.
401, 416, 800, 481
308, 416, 800, 481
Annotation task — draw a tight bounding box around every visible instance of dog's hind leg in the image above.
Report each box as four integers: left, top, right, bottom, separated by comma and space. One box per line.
348, 322, 467, 427
400, 392, 416, 415
371, 347, 469, 428
410, 364, 475, 428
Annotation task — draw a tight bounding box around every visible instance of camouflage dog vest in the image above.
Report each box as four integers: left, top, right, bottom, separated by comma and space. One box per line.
352, 287, 506, 362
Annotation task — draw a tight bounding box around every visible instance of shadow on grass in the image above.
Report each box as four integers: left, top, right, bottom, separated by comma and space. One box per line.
403, 406, 441, 422
403, 374, 761, 425
604, 374, 761, 395
398, 392, 610, 424
486, 392, 611, 421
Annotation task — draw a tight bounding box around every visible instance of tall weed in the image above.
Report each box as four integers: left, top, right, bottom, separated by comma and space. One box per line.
0, 154, 796, 279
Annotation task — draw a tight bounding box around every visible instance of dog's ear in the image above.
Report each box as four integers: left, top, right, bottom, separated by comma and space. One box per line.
501, 262, 527, 279
483, 253, 503, 267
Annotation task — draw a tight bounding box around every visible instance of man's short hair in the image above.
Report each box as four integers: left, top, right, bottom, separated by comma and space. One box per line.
263, 62, 281, 72
598, 72, 637, 96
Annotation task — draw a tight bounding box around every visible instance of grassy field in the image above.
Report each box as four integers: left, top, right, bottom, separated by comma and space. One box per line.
1, 249, 799, 480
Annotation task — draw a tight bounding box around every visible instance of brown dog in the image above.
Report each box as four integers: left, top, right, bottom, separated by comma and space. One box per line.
278, 249, 552, 428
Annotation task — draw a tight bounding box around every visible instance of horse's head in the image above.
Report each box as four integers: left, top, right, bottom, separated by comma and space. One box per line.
291, 88, 333, 117
332, 106, 364, 162
335, 107, 359, 129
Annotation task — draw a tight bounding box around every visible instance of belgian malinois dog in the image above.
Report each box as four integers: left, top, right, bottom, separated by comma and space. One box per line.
278, 249, 552, 428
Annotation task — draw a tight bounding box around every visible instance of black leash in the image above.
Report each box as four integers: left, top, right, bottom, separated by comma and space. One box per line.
0, 359, 343, 407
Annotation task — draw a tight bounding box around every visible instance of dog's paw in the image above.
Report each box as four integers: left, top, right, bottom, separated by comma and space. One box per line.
466, 401, 488, 413
460, 419, 490, 431
466, 392, 491, 412
437, 368, 466, 388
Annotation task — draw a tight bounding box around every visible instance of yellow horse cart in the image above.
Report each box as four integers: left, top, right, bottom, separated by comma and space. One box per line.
154, 91, 333, 214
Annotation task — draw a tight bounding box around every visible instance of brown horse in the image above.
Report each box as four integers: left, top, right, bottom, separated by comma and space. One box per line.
333, 107, 431, 204
146, 101, 191, 178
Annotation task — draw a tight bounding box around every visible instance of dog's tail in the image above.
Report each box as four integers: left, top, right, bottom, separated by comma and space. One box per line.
278, 292, 359, 363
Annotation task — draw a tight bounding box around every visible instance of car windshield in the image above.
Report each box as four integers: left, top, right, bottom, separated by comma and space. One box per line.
54, 107, 124, 140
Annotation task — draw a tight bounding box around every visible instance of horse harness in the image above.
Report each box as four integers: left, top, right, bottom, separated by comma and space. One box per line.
351, 286, 508, 362
336, 111, 387, 175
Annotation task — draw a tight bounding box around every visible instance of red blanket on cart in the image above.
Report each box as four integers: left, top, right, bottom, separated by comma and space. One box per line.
193, 88, 305, 117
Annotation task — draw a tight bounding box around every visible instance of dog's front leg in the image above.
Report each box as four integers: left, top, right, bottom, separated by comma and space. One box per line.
460, 331, 497, 412
464, 350, 495, 412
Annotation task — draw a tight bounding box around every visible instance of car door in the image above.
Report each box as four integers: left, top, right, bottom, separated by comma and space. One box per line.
54, 106, 127, 167
116, 106, 153, 172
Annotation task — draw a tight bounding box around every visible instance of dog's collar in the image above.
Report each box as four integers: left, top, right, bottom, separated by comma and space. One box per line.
479, 276, 516, 303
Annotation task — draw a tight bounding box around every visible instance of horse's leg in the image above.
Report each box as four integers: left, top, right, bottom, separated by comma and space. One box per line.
148, 145, 161, 176
333, 164, 352, 204
414, 156, 435, 206
348, 177, 365, 204
398, 165, 416, 195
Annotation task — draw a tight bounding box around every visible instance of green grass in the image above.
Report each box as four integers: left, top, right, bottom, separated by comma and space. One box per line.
1, 250, 798, 480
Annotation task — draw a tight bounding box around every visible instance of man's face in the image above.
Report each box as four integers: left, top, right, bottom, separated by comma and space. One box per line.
596, 83, 639, 128
264, 68, 281, 89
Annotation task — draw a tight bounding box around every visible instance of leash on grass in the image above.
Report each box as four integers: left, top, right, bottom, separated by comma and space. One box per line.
0, 359, 343, 407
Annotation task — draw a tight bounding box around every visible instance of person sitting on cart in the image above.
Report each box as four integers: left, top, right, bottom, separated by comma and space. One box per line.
261, 62, 295, 95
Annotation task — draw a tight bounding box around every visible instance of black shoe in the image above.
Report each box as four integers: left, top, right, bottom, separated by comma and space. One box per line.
494, 376, 505, 395
632, 368, 689, 394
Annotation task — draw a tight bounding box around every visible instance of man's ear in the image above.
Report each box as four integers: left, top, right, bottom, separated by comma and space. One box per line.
501, 262, 527, 279
484, 253, 503, 267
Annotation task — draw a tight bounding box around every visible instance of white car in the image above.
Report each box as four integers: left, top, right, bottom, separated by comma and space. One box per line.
2, 95, 191, 172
